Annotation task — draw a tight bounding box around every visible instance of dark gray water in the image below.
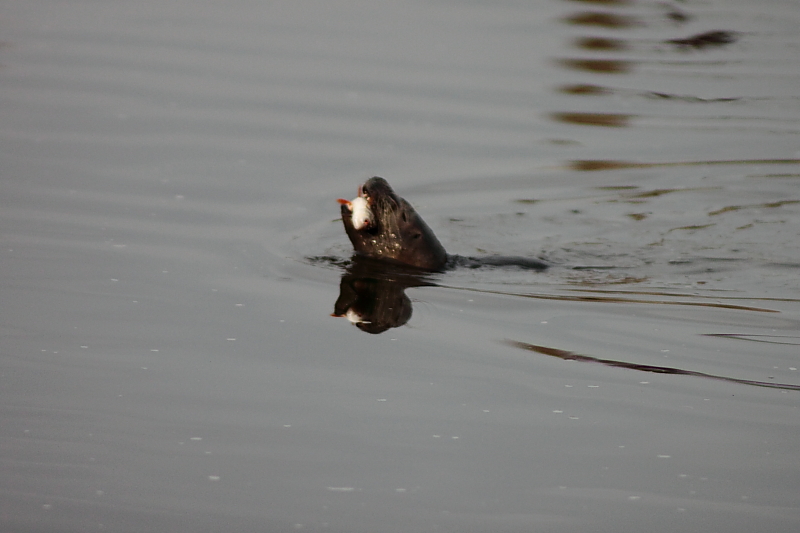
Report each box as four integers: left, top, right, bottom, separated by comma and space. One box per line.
2, 1, 799, 532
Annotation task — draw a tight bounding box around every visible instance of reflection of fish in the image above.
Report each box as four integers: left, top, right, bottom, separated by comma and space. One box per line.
507, 340, 800, 391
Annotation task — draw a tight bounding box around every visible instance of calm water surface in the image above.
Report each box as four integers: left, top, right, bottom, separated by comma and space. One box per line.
1, 1, 799, 532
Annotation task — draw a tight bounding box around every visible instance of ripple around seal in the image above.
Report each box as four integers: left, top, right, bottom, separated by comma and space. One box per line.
3, 0, 800, 531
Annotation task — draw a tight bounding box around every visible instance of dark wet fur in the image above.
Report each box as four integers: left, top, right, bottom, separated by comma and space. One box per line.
332, 255, 436, 334
341, 177, 548, 272
341, 177, 447, 271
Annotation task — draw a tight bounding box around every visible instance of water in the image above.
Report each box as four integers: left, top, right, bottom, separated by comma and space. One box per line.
1, 1, 799, 532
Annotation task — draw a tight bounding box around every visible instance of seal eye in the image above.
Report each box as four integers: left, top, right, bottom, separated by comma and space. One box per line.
401, 211, 407, 223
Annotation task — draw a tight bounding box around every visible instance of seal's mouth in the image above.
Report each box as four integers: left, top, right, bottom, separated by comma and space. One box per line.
337, 184, 374, 230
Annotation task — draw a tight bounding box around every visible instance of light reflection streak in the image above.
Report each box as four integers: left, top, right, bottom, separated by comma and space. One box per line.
506, 340, 800, 391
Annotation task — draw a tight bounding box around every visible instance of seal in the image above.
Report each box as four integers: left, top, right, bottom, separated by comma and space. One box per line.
339, 177, 447, 270
338, 176, 548, 272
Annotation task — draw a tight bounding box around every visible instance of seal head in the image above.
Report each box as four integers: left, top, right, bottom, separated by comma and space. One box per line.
339, 177, 447, 271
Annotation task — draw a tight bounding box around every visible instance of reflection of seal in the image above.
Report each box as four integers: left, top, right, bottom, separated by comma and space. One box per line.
339, 177, 447, 270
339, 177, 548, 271
331, 255, 435, 334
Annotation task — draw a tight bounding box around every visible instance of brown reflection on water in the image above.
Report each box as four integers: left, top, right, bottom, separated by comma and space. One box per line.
564, 12, 639, 29
552, 112, 631, 127
556, 58, 632, 74
574, 36, 628, 51
556, 84, 743, 102
565, 0, 633, 5
623, 188, 691, 198
665, 223, 715, 233
442, 285, 780, 313
552, 2, 750, 142
515, 293, 777, 313
645, 92, 740, 103
747, 172, 800, 179
554, 1, 637, 133
708, 200, 800, 216
506, 341, 800, 391
567, 288, 800, 304
558, 84, 611, 96
704, 333, 800, 346
664, 5, 690, 24
667, 30, 739, 50
570, 159, 800, 171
